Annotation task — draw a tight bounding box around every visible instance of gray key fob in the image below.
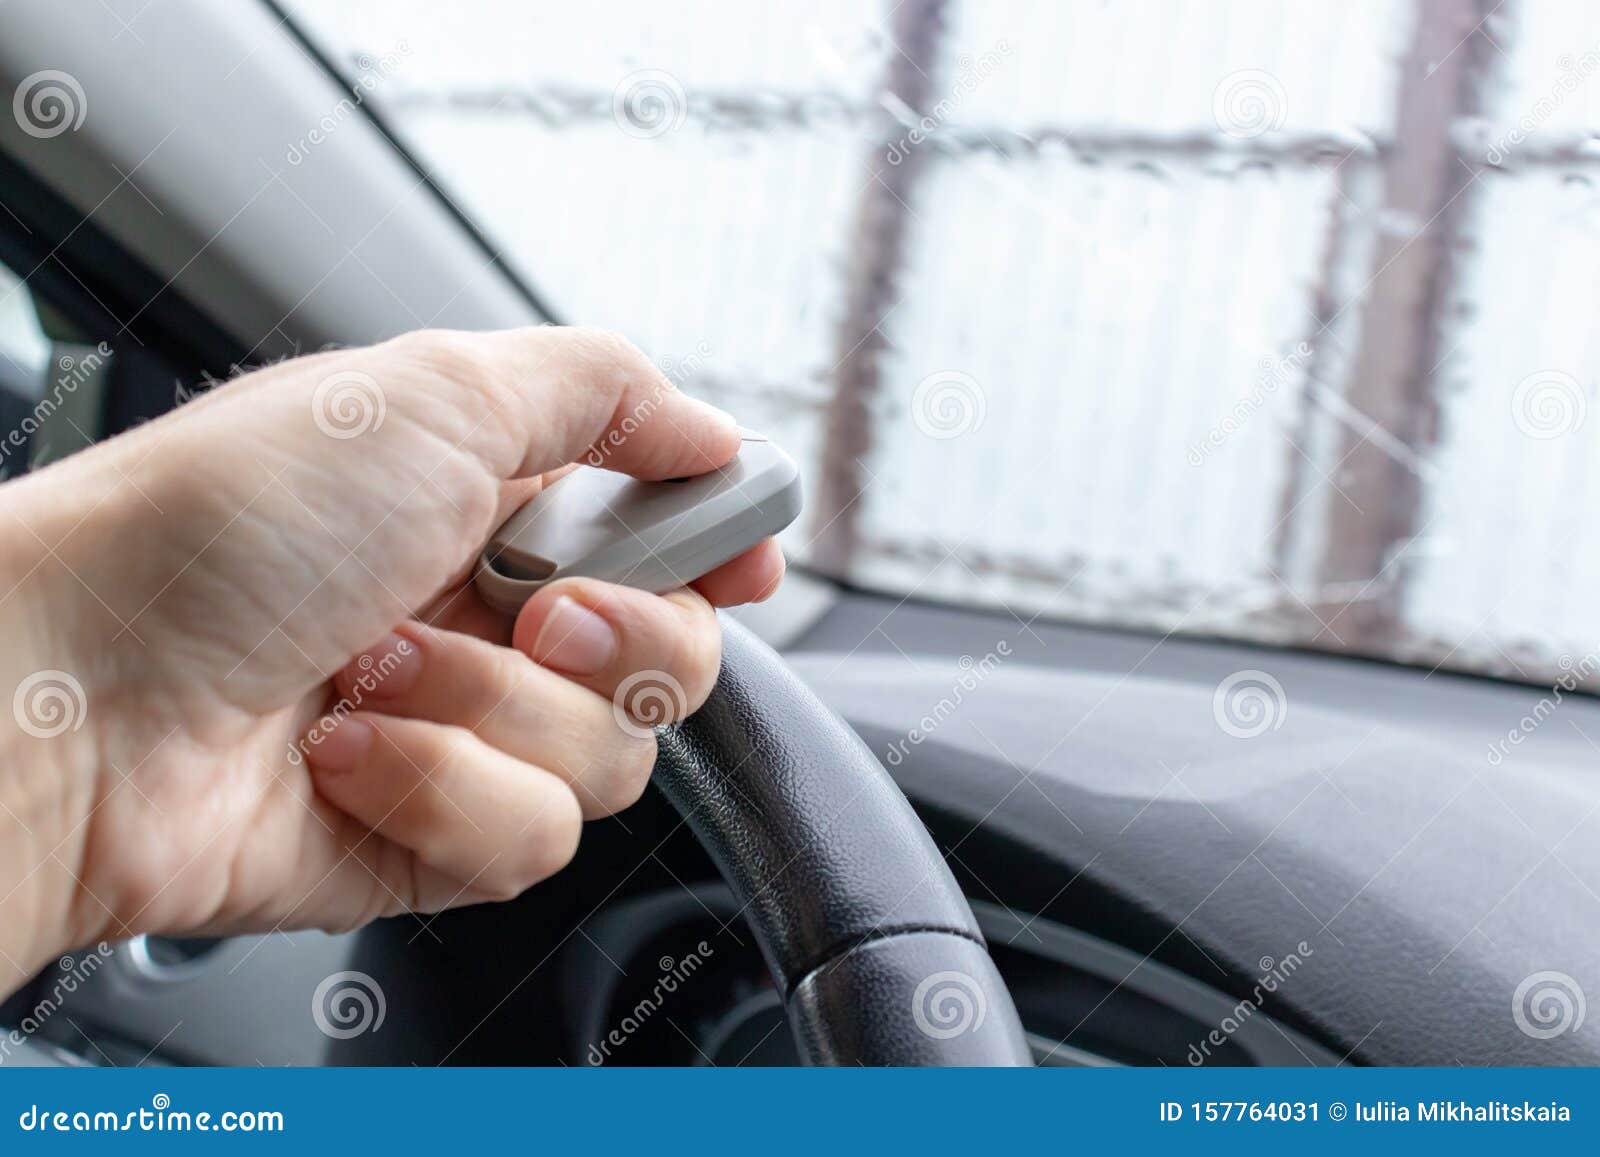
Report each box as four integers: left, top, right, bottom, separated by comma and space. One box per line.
475, 431, 802, 613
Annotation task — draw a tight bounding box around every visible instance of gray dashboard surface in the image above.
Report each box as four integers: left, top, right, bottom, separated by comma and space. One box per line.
787, 594, 1600, 1065
24, 593, 1600, 1067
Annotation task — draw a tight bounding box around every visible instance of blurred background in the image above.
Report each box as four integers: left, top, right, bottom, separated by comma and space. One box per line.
15, 0, 1598, 687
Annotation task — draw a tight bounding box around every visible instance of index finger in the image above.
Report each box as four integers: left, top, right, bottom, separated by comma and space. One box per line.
421, 538, 785, 645
689, 538, 786, 606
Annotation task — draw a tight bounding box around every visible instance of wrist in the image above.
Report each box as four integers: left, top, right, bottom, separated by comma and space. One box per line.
0, 762, 94, 992
0, 474, 115, 992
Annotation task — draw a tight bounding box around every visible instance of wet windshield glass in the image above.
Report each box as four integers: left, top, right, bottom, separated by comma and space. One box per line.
287, 0, 1600, 688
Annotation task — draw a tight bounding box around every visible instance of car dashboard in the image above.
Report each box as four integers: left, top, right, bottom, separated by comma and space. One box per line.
6, 592, 1598, 1068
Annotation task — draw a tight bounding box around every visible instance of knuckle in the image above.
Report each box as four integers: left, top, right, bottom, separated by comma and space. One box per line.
410, 822, 459, 873
387, 328, 510, 407
428, 451, 502, 539
672, 616, 724, 709
477, 871, 530, 904
479, 780, 582, 900
408, 735, 474, 858
561, 326, 657, 399
594, 734, 658, 815
519, 781, 584, 880
387, 328, 472, 374
383, 327, 532, 477
565, 325, 638, 368
478, 642, 537, 701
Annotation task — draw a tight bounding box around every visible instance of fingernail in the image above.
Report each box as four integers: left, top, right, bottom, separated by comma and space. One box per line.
531, 595, 618, 675
342, 631, 424, 698
304, 717, 374, 776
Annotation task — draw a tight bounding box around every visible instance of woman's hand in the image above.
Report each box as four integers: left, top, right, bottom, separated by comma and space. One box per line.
0, 326, 784, 994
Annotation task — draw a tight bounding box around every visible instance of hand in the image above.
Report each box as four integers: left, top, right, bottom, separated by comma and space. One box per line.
0, 326, 784, 993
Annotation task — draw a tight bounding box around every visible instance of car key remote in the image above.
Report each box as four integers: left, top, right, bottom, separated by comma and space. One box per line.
475, 431, 802, 613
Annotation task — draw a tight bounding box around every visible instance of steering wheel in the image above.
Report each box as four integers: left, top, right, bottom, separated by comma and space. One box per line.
653, 617, 1032, 1065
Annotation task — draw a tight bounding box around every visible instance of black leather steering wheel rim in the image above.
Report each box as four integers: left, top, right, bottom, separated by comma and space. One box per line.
653, 616, 1031, 1065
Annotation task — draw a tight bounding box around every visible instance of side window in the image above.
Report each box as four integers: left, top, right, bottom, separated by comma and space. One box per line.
0, 259, 114, 476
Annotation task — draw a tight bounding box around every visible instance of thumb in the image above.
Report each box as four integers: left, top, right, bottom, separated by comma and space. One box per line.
364, 325, 739, 482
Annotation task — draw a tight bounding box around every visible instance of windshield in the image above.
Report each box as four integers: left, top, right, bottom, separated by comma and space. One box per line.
284, 0, 1600, 688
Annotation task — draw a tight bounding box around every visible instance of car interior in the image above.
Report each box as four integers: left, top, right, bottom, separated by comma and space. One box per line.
1, 0, 1597, 1067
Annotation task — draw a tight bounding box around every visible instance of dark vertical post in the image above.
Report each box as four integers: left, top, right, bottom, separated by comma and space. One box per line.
809, 0, 946, 575
1312, 0, 1494, 644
